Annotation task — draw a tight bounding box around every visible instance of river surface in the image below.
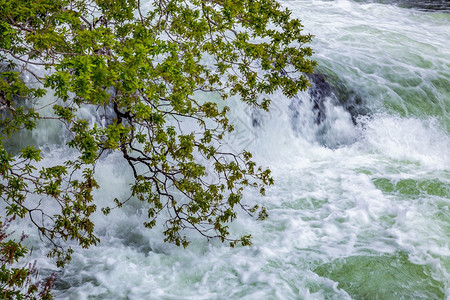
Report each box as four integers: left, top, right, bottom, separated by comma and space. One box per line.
17, 0, 450, 298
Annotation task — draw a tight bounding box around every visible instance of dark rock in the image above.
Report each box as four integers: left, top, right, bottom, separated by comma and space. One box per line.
289, 72, 366, 127
308, 73, 333, 125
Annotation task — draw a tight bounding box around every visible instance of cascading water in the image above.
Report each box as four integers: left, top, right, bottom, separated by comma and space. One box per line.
8, 0, 449, 298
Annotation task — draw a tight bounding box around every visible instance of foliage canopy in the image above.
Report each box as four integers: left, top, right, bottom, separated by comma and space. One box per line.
0, 0, 315, 266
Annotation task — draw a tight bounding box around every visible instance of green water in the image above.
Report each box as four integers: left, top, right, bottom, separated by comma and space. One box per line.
315, 253, 445, 299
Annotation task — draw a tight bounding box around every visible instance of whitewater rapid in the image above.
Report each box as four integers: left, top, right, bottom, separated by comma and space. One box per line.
12, 0, 450, 298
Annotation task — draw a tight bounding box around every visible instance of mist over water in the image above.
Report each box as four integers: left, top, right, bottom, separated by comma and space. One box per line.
11, 0, 449, 298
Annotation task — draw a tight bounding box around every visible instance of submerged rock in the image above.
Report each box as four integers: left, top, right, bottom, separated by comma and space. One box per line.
248, 71, 366, 147
307, 73, 330, 125
291, 72, 367, 126
287, 72, 367, 148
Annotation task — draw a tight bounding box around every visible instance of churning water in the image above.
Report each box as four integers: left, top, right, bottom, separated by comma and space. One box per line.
12, 0, 450, 298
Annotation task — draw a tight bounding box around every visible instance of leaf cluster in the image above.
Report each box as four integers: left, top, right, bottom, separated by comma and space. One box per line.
0, 0, 315, 262
0, 217, 56, 299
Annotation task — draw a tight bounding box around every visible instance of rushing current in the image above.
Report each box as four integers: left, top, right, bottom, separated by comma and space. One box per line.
11, 0, 450, 298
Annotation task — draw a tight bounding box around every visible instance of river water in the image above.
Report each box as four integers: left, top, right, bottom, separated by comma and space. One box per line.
18, 0, 450, 298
